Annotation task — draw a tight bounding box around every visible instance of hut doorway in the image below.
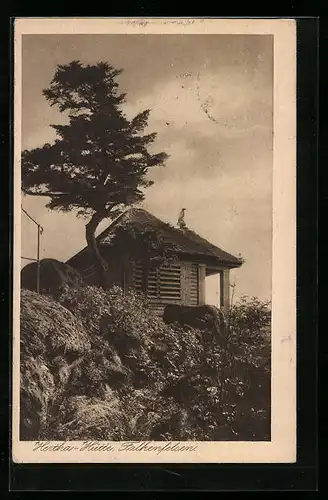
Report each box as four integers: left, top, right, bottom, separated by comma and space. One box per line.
205, 273, 221, 307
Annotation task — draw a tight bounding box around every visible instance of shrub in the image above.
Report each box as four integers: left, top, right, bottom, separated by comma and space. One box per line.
20, 286, 271, 441
220, 295, 271, 440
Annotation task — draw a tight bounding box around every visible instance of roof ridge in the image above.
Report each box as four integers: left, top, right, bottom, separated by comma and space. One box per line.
95, 206, 133, 241
181, 227, 229, 255
66, 207, 242, 268
178, 226, 242, 264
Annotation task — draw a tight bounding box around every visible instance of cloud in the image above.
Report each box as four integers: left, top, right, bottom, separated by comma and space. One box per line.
123, 60, 272, 137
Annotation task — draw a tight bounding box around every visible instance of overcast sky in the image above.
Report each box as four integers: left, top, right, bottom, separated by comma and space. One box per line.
21, 34, 273, 304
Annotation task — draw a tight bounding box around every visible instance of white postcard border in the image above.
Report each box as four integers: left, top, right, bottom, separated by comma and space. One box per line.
12, 17, 296, 464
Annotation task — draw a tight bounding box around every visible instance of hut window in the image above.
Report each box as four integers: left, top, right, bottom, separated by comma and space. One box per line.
159, 263, 182, 303
189, 262, 200, 306
133, 262, 182, 303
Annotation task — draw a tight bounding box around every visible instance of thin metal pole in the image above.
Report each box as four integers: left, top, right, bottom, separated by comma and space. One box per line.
37, 225, 41, 294
21, 206, 44, 293
21, 206, 40, 227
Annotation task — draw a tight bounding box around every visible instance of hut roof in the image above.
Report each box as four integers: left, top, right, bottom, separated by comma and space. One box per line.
67, 208, 243, 269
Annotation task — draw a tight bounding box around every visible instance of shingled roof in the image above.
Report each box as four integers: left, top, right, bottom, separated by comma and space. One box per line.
67, 208, 243, 268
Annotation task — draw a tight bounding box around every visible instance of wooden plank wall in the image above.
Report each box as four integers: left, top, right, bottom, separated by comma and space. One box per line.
78, 263, 97, 285
78, 260, 124, 288
198, 263, 206, 306
181, 262, 199, 306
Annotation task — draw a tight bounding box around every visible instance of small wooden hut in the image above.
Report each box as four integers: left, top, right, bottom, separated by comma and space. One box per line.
66, 208, 243, 313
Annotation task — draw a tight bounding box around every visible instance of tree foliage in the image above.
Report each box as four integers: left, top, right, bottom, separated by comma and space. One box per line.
22, 60, 167, 215
21, 61, 168, 285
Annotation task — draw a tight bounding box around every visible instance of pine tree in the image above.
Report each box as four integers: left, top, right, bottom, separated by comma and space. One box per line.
22, 60, 168, 287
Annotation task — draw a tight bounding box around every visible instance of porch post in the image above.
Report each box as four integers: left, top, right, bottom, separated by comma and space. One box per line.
219, 269, 230, 311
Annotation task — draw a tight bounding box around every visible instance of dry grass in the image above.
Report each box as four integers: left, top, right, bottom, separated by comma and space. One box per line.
20, 285, 271, 441
20, 289, 91, 357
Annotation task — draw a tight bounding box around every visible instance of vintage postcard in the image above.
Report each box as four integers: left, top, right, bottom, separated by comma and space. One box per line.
12, 18, 296, 463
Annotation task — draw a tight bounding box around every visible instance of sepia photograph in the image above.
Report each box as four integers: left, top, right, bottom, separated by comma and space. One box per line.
13, 18, 296, 463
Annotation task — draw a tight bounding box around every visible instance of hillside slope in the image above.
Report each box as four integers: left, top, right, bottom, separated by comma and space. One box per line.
20, 286, 271, 441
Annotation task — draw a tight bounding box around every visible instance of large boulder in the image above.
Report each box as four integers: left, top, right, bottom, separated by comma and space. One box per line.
21, 258, 84, 296
20, 289, 129, 440
163, 304, 227, 342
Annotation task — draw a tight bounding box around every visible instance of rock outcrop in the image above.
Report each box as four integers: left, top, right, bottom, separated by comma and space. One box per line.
21, 258, 84, 296
163, 303, 227, 344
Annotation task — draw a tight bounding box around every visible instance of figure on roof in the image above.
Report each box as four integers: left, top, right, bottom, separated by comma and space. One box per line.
177, 208, 187, 229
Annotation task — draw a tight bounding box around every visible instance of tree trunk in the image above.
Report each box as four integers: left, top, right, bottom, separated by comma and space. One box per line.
85, 212, 109, 288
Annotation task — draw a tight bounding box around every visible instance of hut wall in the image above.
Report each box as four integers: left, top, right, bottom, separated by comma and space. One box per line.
76, 252, 125, 289
71, 252, 209, 310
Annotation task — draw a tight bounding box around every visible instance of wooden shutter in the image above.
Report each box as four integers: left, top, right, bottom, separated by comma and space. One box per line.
132, 261, 182, 304
147, 266, 159, 299
132, 262, 144, 293
159, 263, 181, 304
132, 262, 160, 300
189, 263, 199, 306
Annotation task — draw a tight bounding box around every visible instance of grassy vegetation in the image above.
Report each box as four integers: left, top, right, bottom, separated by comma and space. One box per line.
20, 286, 271, 441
